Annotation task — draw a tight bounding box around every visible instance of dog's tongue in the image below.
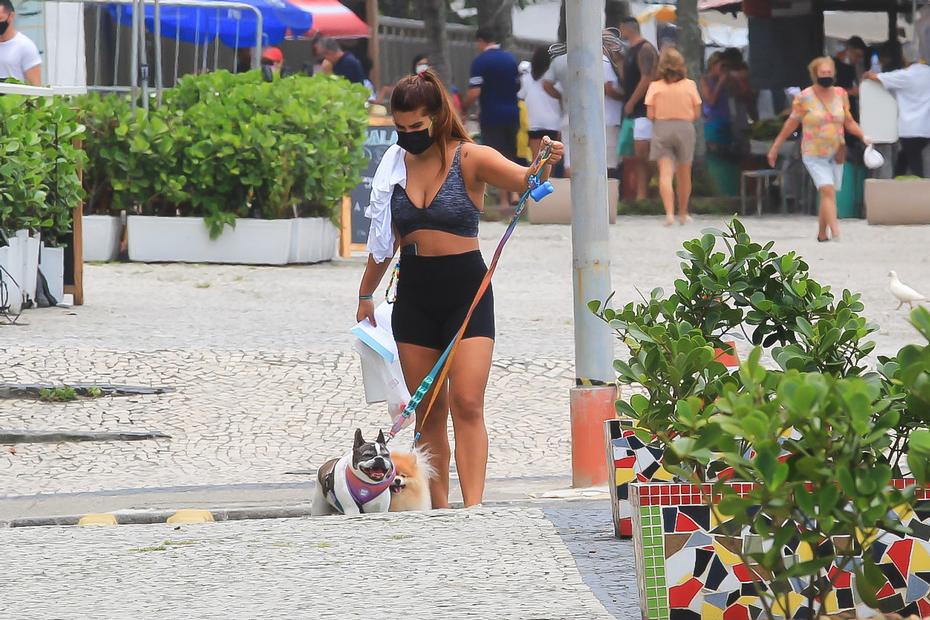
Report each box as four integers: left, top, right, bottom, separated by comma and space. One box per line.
369, 470, 385, 481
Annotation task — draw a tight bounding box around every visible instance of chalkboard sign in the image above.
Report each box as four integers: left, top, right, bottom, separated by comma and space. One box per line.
341, 117, 398, 256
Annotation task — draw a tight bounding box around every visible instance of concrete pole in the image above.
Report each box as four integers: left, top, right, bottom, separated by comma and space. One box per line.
129, 0, 140, 110
565, 0, 616, 488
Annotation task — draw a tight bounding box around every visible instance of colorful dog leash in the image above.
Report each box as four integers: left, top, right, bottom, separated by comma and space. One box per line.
387, 140, 556, 445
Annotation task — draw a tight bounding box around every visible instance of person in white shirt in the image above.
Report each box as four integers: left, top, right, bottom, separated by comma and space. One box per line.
542, 39, 625, 177
518, 47, 561, 162
603, 52, 625, 177
542, 53, 571, 175
0, 0, 41, 86
864, 59, 930, 177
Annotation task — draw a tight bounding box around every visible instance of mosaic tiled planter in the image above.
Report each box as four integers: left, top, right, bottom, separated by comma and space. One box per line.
605, 418, 671, 538
630, 481, 930, 619
605, 343, 739, 539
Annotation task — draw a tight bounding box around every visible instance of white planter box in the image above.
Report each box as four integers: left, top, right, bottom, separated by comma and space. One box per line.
865, 178, 930, 225
82, 215, 122, 262
288, 217, 338, 264
38, 244, 64, 303
127, 216, 293, 265
0, 230, 40, 307
528, 178, 619, 225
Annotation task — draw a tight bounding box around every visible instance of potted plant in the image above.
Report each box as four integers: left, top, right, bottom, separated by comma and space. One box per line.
593, 219, 930, 617
0, 93, 85, 301
79, 70, 367, 265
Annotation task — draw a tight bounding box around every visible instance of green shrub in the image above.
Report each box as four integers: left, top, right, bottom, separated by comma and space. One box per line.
592, 220, 930, 618
78, 70, 368, 237
0, 94, 86, 244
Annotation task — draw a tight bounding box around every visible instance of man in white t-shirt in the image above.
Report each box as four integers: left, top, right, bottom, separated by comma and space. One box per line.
0, 0, 42, 86
542, 50, 625, 177
865, 60, 930, 177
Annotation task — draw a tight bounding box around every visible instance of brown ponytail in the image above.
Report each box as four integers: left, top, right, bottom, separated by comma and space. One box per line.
391, 69, 472, 168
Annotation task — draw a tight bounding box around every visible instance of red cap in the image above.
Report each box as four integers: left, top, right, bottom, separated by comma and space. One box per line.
261, 47, 283, 63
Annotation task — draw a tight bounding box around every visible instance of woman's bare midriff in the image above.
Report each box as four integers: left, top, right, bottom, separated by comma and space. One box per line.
398, 229, 480, 256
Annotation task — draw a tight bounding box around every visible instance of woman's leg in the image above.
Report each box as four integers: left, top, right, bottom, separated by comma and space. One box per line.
397, 342, 452, 509
447, 337, 494, 507
675, 162, 693, 223
657, 158, 676, 225
819, 185, 839, 239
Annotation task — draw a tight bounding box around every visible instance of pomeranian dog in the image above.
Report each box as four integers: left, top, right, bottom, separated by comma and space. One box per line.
389, 447, 435, 512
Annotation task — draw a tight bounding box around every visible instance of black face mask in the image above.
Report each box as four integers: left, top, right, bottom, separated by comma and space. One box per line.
816, 76, 835, 88
0, 21, 9, 36
396, 124, 433, 155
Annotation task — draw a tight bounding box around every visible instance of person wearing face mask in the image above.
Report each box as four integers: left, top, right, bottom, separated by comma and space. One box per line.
0, 0, 41, 86
376, 53, 431, 107
767, 57, 869, 242
357, 70, 563, 510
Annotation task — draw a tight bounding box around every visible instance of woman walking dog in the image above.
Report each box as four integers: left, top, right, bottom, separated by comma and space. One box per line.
357, 70, 563, 509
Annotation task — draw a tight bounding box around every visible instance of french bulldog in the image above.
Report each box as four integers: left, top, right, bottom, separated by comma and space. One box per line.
311, 428, 395, 516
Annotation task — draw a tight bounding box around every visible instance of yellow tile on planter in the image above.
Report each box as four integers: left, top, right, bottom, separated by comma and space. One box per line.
616, 467, 635, 486
712, 540, 741, 566
823, 591, 839, 613
652, 466, 675, 482
911, 540, 930, 571
701, 603, 724, 620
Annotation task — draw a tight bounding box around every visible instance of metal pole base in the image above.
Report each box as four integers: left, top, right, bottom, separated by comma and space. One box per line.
570, 384, 618, 488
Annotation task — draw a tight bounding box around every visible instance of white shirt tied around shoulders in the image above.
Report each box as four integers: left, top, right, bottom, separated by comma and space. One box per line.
366, 144, 406, 264
877, 62, 930, 138
0, 31, 41, 82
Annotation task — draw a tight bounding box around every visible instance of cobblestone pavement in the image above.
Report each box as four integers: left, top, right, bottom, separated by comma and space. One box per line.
1, 216, 928, 497
0, 507, 622, 619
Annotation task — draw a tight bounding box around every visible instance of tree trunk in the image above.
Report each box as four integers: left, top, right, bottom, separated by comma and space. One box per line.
419, 0, 452, 86
478, 0, 515, 49
676, 0, 706, 160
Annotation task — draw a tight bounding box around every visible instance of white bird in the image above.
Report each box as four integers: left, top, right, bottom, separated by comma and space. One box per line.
889, 271, 927, 310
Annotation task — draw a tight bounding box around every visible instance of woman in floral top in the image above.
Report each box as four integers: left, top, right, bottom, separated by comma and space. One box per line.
768, 57, 870, 242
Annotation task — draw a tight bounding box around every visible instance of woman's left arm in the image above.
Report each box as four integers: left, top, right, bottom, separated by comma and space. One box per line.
469, 142, 564, 193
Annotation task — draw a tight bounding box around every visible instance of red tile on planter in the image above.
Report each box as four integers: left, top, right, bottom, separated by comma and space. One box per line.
888, 539, 914, 577
723, 604, 750, 620
668, 577, 702, 607
876, 582, 897, 599
733, 563, 753, 582
675, 512, 701, 533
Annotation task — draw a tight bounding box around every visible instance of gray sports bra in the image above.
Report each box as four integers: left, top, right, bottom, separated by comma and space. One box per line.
391, 142, 480, 239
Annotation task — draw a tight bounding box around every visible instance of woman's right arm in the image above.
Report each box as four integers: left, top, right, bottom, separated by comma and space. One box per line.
356, 249, 397, 325
767, 116, 801, 167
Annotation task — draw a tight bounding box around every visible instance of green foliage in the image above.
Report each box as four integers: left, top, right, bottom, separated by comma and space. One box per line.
0, 94, 87, 244
590, 218, 878, 446
78, 70, 368, 238
671, 350, 913, 617
591, 220, 930, 618
38, 386, 78, 402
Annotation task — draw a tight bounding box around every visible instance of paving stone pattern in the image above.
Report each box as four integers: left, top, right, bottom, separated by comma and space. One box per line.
0, 507, 613, 619
1, 217, 927, 497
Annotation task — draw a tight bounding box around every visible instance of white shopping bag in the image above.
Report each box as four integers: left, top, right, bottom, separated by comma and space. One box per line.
352, 303, 413, 430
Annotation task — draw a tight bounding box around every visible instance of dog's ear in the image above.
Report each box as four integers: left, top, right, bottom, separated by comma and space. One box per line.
377, 429, 386, 445
354, 428, 364, 449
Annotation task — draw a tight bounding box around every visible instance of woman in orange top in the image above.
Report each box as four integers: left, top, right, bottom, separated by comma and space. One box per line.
645, 48, 702, 226
767, 57, 869, 242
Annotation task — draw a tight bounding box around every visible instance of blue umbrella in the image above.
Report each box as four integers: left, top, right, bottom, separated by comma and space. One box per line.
110, 0, 312, 48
